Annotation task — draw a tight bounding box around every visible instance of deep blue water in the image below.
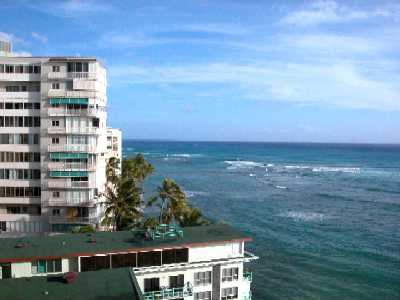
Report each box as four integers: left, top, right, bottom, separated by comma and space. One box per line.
123, 141, 400, 300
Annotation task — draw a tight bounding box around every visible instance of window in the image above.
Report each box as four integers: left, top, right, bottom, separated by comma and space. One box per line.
53, 191, 60, 198
221, 287, 238, 300
51, 82, 60, 89
111, 253, 137, 268
7, 206, 21, 214
194, 291, 211, 300
31, 259, 61, 274
222, 268, 239, 282
52, 65, 60, 72
138, 251, 161, 267
194, 271, 212, 286
80, 256, 110, 272
52, 120, 60, 127
52, 137, 59, 144
144, 278, 160, 293
169, 274, 184, 288
34, 117, 40, 127
52, 209, 60, 216
0, 221, 6, 232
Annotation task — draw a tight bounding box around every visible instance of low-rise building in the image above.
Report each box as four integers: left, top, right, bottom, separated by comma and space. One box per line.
0, 223, 258, 300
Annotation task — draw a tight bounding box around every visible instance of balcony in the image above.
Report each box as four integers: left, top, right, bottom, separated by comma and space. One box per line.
47, 89, 98, 99
46, 180, 93, 189
244, 251, 259, 262
48, 216, 96, 224
44, 198, 95, 207
46, 107, 101, 117
47, 72, 97, 80
47, 144, 96, 153
47, 127, 101, 135
0, 72, 41, 82
47, 161, 96, 171
243, 291, 252, 300
0, 91, 40, 100
49, 170, 89, 177
143, 286, 193, 300
243, 272, 252, 282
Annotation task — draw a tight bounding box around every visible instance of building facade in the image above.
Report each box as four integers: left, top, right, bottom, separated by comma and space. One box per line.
0, 224, 258, 300
0, 41, 121, 233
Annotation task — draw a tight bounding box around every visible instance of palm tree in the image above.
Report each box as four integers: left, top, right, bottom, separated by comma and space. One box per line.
102, 155, 154, 231
148, 178, 209, 227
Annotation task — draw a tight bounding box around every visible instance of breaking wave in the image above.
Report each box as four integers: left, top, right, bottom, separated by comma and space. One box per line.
185, 190, 209, 198
164, 153, 204, 161
277, 211, 326, 222
225, 160, 265, 170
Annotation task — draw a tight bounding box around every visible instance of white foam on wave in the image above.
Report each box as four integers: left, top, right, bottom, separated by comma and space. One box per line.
277, 211, 325, 222
275, 185, 287, 189
225, 160, 265, 170
285, 165, 311, 170
312, 166, 360, 173
249, 173, 256, 177
185, 191, 209, 198
284, 165, 360, 174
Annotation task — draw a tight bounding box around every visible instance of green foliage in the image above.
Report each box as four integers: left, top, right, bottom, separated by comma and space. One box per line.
103, 153, 207, 231
78, 225, 96, 233
149, 178, 209, 227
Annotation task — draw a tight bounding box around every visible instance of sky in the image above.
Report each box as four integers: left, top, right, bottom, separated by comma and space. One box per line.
1, 0, 399, 143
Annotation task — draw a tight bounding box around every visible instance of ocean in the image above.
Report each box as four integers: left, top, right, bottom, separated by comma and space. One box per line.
123, 141, 400, 300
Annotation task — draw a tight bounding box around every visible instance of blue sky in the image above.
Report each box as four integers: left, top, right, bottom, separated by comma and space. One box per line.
1, 0, 399, 143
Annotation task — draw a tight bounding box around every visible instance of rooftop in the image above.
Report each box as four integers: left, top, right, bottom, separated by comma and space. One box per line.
0, 268, 139, 300
0, 223, 251, 262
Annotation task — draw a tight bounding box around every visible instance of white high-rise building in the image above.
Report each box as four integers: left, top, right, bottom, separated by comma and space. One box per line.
0, 41, 122, 233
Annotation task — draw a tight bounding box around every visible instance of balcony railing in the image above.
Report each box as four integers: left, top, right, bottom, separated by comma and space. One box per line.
243, 272, 252, 282
244, 251, 259, 262
47, 161, 96, 171
48, 216, 96, 224
47, 72, 97, 80
243, 291, 252, 300
143, 286, 193, 300
44, 198, 95, 207
47, 144, 97, 153
47, 127, 101, 135
46, 180, 93, 189
46, 107, 101, 117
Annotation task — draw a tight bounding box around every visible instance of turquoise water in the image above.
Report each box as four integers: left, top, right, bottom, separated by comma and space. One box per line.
123, 141, 400, 300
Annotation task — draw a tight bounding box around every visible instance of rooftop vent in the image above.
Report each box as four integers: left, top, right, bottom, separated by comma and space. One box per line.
15, 242, 29, 249
63, 272, 78, 284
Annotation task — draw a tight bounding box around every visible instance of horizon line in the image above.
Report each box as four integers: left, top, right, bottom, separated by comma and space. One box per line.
121, 138, 400, 146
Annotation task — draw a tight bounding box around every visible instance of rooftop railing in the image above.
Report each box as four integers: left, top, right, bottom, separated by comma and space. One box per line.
243, 291, 252, 300
145, 224, 184, 240
143, 286, 193, 300
243, 272, 253, 282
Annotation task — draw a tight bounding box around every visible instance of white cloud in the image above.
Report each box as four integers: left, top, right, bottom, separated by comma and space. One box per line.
109, 61, 400, 112
8, 51, 32, 57
0, 31, 12, 42
280, 0, 400, 26
0, 31, 24, 44
27, 0, 115, 18
31, 32, 48, 43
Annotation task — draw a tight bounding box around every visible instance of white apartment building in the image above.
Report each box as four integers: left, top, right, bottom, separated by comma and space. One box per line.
0, 40, 122, 233
0, 223, 258, 300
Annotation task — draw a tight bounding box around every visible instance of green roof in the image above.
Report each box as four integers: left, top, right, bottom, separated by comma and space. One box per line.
0, 268, 139, 300
0, 224, 250, 261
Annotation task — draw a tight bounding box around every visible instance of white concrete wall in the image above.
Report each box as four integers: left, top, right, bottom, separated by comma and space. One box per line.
10, 258, 72, 278
189, 242, 243, 263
